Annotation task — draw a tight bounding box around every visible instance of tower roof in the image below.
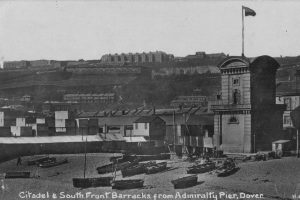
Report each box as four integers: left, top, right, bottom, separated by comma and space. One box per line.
218, 56, 250, 70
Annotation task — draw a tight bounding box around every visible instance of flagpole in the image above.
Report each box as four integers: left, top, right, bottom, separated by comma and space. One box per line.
242, 6, 245, 57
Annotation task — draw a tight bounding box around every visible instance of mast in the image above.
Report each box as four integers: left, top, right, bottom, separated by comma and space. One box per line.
173, 110, 176, 152
242, 6, 245, 57
83, 137, 87, 178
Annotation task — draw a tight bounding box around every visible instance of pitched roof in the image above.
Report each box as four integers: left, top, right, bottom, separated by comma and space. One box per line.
134, 115, 163, 123
98, 116, 140, 126
160, 114, 213, 126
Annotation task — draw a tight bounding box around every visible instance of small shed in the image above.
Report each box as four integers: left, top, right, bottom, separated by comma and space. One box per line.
133, 115, 166, 141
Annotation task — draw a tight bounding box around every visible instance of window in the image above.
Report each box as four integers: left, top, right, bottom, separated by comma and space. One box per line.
233, 89, 241, 104
229, 116, 239, 124
232, 78, 240, 86
144, 123, 148, 129
135, 123, 138, 129
284, 98, 291, 110
216, 93, 221, 100
283, 116, 291, 125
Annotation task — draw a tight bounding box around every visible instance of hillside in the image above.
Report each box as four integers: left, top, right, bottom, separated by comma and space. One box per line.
1, 55, 300, 108
120, 73, 220, 107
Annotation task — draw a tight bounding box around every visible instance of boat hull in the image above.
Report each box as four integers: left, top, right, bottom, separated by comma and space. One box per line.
187, 163, 215, 174
217, 167, 239, 177
27, 156, 50, 166
171, 175, 198, 189
112, 179, 144, 190
145, 162, 167, 174
97, 161, 137, 174
135, 154, 170, 162
73, 177, 113, 188
121, 164, 145, 177
39, 159, 68, 168
5, 172, 30, 179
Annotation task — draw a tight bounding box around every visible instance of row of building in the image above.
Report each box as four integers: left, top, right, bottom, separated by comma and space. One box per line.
63, 93, 115, 104
0, 108, 214, 150
2, 60, 65, 70
101, 51, 174, 64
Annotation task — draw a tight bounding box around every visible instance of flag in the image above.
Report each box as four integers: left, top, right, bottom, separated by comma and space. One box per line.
243, 6, 256, 16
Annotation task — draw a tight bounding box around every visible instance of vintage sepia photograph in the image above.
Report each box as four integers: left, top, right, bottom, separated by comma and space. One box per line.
0, 0, 299, 199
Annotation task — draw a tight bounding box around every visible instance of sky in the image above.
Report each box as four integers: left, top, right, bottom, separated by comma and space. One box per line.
0, 0, 300, 61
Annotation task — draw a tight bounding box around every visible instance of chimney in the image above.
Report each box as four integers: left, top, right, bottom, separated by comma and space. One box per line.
153, 106, 156, 115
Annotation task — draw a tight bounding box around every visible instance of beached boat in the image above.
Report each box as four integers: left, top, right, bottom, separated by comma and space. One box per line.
73, 177, 113, 188
110, 154, 137, 163
145, 162, 167, 174
5, 172, 30, 179
187, 162, 216, 174
73, 137, 113, 189
38, 158, 68, 168
112, 179, 144, 190
27, 156, 50, 165
121, 163, 145, 177
134, 154, 170, 162
96, 160, 137, 174
217, 167, 239, 177
171, 175, 198, 189
36, 157, 56, 165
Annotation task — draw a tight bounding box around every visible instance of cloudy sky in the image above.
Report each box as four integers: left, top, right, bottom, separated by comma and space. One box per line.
0, 0, 300, 61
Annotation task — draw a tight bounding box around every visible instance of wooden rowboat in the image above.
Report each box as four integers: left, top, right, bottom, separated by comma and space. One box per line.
171, 175, 198, 189
112, 179, 144, 190
96, 160, 137, 174
5, 172, 30, 179
121, 163, 145, 177
36, 157, 56, 165
38, 158, 68, 168
217, 167, 239, 177
145, 162, 167, 174
132, 154, 170, 162
73, 177, 113, 188
27, 156, 50, 166
187, 162, 216, 174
